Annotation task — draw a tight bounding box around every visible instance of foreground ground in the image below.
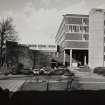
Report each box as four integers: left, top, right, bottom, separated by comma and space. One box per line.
1, 71, 105, 91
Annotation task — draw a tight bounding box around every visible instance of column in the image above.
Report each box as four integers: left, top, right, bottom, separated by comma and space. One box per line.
63, 50, 66, 66
70, 49, 72, 68
84, 56, 87, 65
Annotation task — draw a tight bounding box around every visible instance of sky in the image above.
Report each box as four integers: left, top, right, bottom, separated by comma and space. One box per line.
0, 0, 105, 45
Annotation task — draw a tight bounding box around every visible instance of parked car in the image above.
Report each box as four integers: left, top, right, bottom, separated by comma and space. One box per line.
39, 67, 51, 75
43, 70, 50, 75
33, 69, 40, 75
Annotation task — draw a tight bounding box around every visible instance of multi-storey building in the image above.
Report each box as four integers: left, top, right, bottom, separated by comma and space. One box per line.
56, 8, 105, 68
55, 14, 89, 67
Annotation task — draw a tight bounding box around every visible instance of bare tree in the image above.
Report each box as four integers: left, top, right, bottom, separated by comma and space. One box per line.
0, 17, 18, 66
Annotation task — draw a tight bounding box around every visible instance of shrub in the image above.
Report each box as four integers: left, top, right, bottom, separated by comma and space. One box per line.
11, 63, 24, 74
16, 63, 24, 73
93, 67, 105, 76
77, 65, 91, 72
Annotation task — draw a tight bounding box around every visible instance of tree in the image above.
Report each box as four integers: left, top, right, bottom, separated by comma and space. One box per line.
0, 17, 18, 66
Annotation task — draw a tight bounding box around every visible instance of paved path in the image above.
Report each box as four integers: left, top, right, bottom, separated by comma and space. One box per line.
72, 69, 105, 79
71, 70, 105, 90
0, 74, 30, 80
1, 71, 105, 91
0, 80, 25, 92
0, 74, 73, 91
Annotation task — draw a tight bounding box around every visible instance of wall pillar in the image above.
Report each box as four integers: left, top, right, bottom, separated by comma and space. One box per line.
70, 49, 72, 68
63, 50, 66, 66
84, 56, 87, 65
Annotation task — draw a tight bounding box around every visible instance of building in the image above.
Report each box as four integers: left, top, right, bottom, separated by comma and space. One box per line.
29, 44, 57, 51
55, 14, 89, 67
4, 43, 57, 69
56, 8, 105, 68
28, 44, 57, 68
89, 8, 105, 68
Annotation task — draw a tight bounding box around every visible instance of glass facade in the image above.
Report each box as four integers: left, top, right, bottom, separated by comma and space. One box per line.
65, 25, 88, 33
65, 17, 82, 24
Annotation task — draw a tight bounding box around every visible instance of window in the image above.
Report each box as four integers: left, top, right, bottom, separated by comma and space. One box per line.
65, 25, 69, 32
69, 25, 73, 32
104, 55, 105, 61
104, 20, 105, 26
73, 26, 76, 32
65, 17, 82, 24
83, 34, 88, 40
38, 45, 46, 48
84, 26, 88, 33
75, 26, 79, 32
48, 45, 56, 48
80, 26, 83, 32
83, 34, 86, 40
73, 26, 79, 32
96, 9, 102, 12
83, 18, 89, 25
104, 29, 105, 34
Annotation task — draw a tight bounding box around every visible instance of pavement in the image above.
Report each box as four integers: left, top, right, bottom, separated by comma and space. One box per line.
1, 69, 105, 91
70, 69, 105, 90
0, 74, 28, 92
0, 79, 25, 92
71, 69, 105, 79
0, 73, 31, 80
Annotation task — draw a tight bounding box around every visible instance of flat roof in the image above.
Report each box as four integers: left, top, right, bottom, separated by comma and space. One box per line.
63, 14, 89, 17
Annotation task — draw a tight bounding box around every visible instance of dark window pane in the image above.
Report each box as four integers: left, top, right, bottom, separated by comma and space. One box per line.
83, 34, 88, 40
104, 55, 105, 61
83, 18, 89, 25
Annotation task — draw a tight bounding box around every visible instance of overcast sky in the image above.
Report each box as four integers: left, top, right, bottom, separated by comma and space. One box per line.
0, 0, 105, 45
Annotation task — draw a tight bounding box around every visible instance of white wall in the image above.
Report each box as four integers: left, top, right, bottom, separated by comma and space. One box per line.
89, 9, 105, 68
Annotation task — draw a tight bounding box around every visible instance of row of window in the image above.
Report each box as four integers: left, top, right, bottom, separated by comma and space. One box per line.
65, 17, 89, 25
29, 45, 56, 48
65, 25, 89, 33
65, 33, 88, 41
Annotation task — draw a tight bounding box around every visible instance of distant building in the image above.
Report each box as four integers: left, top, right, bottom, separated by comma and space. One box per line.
5, 43, 57, 69
28, 44, 57, 52
28, 44, 57, 68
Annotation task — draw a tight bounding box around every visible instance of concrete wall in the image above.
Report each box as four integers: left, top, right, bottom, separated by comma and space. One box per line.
62, 41, 88, 49
89, 9, 105, 68
65, 33, 82, 40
